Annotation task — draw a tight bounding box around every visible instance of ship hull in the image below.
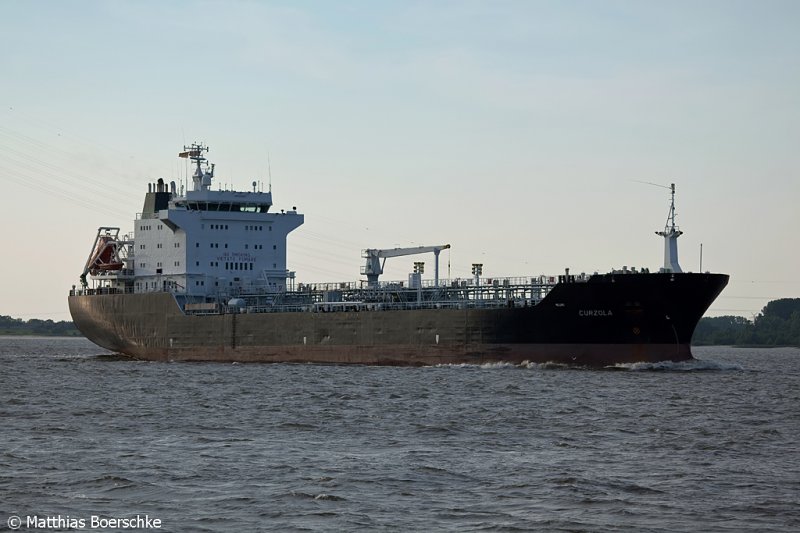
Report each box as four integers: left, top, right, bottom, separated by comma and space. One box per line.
68, 273, 728, 366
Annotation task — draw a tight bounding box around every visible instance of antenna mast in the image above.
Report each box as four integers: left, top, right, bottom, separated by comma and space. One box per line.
655, 183, 683, 273
665, 183, 678, 233
179, 142, 212, 192
267, 153, 272, 193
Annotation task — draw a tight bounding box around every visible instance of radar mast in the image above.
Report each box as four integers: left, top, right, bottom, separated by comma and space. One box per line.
655, 183, 683, 273
179, 143, 213, 191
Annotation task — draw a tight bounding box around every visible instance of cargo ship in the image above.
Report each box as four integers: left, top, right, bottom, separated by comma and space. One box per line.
68, 144, 728, 365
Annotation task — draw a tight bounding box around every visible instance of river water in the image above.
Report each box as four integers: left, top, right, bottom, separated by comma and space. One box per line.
1, 337, 798, 532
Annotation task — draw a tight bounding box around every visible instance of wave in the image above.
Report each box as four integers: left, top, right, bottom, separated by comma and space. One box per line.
285, 491, 345, 501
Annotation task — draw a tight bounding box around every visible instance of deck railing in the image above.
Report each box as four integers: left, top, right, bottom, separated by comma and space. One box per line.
69, 273, 589, 314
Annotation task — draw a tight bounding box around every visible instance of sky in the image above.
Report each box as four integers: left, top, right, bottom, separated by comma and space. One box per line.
1, 0, 798, 320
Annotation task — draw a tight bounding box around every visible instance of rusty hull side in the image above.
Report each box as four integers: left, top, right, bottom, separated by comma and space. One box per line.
69, 292, 178, 358
68, 292, 692, 366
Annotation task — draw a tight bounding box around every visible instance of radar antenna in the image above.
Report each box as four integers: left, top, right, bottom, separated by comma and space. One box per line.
179, 142, 213, 191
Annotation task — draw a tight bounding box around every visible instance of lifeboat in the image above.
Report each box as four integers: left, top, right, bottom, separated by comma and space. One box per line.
87, 235, 124, 275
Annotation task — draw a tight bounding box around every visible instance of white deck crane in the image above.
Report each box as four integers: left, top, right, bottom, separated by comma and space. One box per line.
361, 244, 451, 288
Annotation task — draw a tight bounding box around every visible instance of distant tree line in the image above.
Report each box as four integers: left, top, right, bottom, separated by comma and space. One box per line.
0, 315, 81, 336
693, 298, 800, 346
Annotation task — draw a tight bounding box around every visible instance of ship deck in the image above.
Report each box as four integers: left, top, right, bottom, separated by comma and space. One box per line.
71, 274, 579, 315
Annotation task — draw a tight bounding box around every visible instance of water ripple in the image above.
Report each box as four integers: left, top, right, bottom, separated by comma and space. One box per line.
1, 340, 798, 531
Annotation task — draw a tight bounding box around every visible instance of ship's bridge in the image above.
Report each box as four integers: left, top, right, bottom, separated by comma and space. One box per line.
171, 189, 273, 213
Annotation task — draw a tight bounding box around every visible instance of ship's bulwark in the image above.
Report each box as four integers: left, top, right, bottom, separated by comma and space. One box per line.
69, 273, 728, 366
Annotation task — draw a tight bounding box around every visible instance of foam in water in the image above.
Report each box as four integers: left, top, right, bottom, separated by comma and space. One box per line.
434, 360, 576, 370
434, 361, 530, 370
609, 358, 744, 372
434, 358, 745, 371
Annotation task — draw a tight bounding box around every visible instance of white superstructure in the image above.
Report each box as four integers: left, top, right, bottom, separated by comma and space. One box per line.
86, 143, 303, 297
